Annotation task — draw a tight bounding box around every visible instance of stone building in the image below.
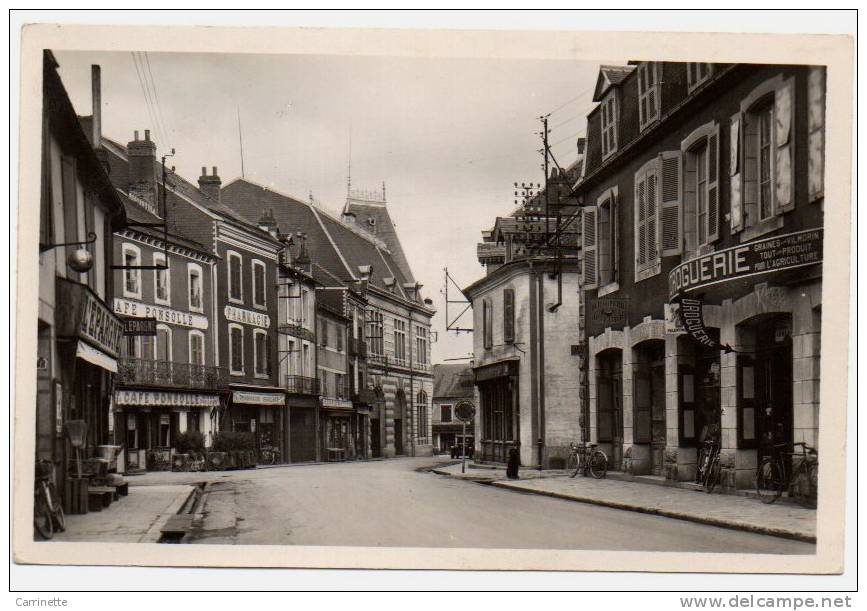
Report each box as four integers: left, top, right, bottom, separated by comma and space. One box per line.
575, 62, 825, 488
431, 363, 474, 453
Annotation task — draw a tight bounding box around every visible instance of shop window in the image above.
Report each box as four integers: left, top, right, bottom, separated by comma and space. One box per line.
687, 63, 713, 92
158, 413, 171, 447
252, 259, 266, 309
600, 92, 618, 160
637, 62, 660, 131
254, 330, 270, 377
229, 324, 244, 375
227, 251, 243, 303
126, 414, 138, 449
154, 252, 170, 305
188, 263, 203, 312
122, 243, 142, 298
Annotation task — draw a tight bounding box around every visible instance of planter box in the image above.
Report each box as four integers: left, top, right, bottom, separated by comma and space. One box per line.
206, 451, 227, 471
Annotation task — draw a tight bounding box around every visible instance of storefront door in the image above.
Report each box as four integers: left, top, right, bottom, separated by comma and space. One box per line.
756, 337, 794, 463
289, 407, 316, 462
597, 351, 623, 471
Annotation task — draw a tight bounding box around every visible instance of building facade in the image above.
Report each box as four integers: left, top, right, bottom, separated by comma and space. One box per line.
37, 53, 127, 497
431, 363, 474, 453
576, 62, 825, 488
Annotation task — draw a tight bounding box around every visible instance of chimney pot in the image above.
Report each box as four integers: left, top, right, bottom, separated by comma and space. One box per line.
201, 167, 207, 177
145, 129, 151, 141
212, 166, 218, 176
134, 130, 139, 141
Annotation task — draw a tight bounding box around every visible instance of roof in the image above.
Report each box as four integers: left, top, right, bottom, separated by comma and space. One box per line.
433, 363, 474, 399
593, 65, 636, 101
343, 196, 416, 284
115, 190, 214, 256
221, 178, 427, 307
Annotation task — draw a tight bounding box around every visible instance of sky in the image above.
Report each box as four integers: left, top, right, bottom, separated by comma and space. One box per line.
54, 49, 610, 364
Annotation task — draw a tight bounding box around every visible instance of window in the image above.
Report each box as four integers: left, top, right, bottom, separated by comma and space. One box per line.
687, 63, 713, 92
254, 330, 270, 377
252, 260, 266, 308
634, 158, 659, 280
482, 298, 493, 349
156, 325, 172, 362
301, 289, 310, 325
502, 289, 515, 343
416, 390, 429, 443
582, 206, 598, 290
227, 251, 243, 303
188, 263, 203, 312
189, 331, 205, 366
153, 252, 170, 305
229, 324, 244, 375
122, 243, 142, 298
637, 62, 660, 130
141, 334, 155, 360
415, 326, 429, 364
367, 311, 384, 356
600, 93, 618, 159
596, 188, 619, 287
158, 413, 172, 448
807, 67, 826, 202
757, 103, 775, 221
336, 324, 344, 352
319, 317, 328, 347
394, 319, 406, 362
440, 404, 452, 423
336, 373, 346, 399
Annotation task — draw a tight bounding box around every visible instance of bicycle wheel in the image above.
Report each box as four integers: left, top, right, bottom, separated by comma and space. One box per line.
695, 447, 708, 483
34, 491, 54, 540
792, 462, 818, 509
567, 452, 579, 477
755, 458, 784, 504
589, 451, 608, 479
48, 483, 66, 532
704, 455, 721, 493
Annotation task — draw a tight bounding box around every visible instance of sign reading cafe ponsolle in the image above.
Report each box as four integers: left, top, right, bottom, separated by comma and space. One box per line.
668, 228, 823, 301
114, 298, 209, 330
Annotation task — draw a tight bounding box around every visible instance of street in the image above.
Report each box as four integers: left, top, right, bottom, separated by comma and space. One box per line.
183, 457, 815, 553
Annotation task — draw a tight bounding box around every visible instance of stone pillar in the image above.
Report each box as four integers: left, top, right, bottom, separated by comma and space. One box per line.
792, 300, 821, 448
588, 337, 599, 445
664, 333, 682, 480
722, 300, 755, 490
621, 328, 639, 473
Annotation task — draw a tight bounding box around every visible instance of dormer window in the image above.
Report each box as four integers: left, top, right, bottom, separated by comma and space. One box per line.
687, 63, 713, 92
637, 62, 660, 131
601, 93, 618, 160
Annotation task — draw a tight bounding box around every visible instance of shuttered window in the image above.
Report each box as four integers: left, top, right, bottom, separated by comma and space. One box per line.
482, 298, 493, 349
681, 122, 720, 251
808, 67, 826, 202
729, 113, 744, 234
634, 158, 659, 280
503, 288, 515, 344
774, 79, 795, 213
228, 252, 243, 302
252, 260, 266, 308
230, 325, 244, 374
601, 93, 618, 159
659, 151, 682, 256
637, 62, 660, 131
582, 206, 598, 290
687, 63, 713, 92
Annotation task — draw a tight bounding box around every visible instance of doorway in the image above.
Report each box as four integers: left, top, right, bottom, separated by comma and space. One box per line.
597, 350, 624, 471
634, 341, 666, 475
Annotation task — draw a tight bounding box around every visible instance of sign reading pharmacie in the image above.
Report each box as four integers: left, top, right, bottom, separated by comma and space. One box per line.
113, 298, 209, 330
224, 305, 271, 329
668, 228, 823, 301
114, 389, 221, 408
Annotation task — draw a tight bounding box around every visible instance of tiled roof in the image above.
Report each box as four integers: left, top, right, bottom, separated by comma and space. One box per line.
221, 179, 422, 304
115, 190, 212, 255
593, 64, 636, 102
433, 363, 474, 399
343, 197, 415, 284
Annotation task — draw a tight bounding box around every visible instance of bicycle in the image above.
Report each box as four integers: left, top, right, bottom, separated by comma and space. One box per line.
34, 460, 65, 540
695, 435, 722, 493
566, 441, 608, 479
754, 441, 818, 508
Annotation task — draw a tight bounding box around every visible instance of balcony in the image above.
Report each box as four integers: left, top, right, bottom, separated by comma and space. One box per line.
477, 242, 505, 265
278, 321, 315, 343
117, 358, 228, 390
285, 375, 320, 395
348, 337, 367, 358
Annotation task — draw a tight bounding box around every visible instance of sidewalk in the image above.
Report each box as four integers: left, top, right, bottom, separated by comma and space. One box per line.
52, 484, 195, 543
432, 462, 816, 543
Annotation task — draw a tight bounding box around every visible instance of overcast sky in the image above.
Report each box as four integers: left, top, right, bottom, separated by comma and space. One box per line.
54, 50, 612, 363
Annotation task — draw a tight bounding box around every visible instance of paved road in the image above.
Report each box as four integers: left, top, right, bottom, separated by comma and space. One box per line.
183, 457, 815, 553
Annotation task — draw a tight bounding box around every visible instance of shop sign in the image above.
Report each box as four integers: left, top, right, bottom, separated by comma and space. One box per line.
231, 391, 285, 406
668, 228, 823, 301
321, 397, 353, 410
664, 302, 686, 335
114, 298, 209, 330
57, 279, 124, 357
455, 400, 476, 423
114, 389, 221, 408
677, 297, 734, 353
473, 359, 517, 383
123, 317, 157, 337
224, 305, 271, 329
589, 297, 628, 329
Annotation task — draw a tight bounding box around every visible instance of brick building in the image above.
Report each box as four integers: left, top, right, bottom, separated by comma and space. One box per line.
575, 62, 825, 488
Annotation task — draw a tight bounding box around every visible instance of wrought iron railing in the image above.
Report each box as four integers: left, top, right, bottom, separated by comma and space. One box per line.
117, 358, 228, 390
285, 375, 320, 395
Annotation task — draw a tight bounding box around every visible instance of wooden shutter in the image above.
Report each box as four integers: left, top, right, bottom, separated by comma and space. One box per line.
647, 170, 658, 259
659, 151, 682, 256
729, 113, 744, 234
582, 206, 598, 290
774, 77, 795, 213
707, 125, 721, 242
503, 288, 515, 344
678, 364, 697, 446
737, 354, 757, 449
634, 172, 647, 268
807, 67, 826, 202
633, 369, 652, 444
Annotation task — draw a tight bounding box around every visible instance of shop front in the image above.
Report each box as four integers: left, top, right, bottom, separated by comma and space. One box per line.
113, 389, 221, 471
228, 388, 287, 462
320, 396, 355, 461
473, 359, 518, 464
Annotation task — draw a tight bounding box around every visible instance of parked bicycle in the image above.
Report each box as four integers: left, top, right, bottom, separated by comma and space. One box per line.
695, 424, 722, 493
34, 460, 65, 540
754, 441, 817, 508
566, 441, 608, 479
258, 445, 281, 466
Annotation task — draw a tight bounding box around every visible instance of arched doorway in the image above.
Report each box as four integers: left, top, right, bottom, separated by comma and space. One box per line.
394, 389, 406, 455
597, 349, 624, 471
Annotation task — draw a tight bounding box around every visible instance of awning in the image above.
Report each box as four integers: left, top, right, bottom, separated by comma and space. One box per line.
232, 390, 285, 406
75, 341, 118, 373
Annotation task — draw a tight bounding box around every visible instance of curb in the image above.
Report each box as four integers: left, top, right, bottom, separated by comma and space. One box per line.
138, 485, 197, 544
489, 481, 816, 544
430, 467, 496, 482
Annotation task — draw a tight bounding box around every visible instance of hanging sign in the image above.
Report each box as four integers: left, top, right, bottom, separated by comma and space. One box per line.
123, 317, 158, 337
668, 228, 823, 301
677, 297, 733, 353
455, 400, 475, 423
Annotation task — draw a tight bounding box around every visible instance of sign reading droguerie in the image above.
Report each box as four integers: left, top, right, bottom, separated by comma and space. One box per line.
114, 298, 209, 330
114, 390, 221, 408
668, 228, 823, 301
224, 305, 271, 328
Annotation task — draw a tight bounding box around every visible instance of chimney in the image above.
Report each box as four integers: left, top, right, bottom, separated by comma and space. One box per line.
198, 166, 221, 204
127, 129, 157, 208
91, 65, 102, 148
